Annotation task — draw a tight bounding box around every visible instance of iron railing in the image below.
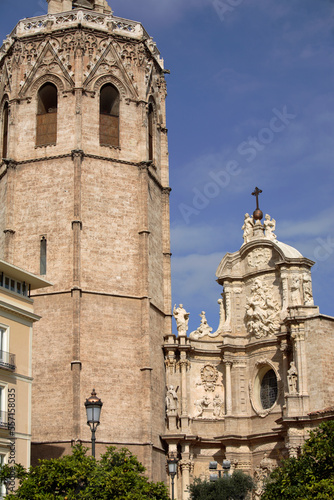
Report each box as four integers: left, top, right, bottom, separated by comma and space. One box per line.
0, 351, 15, 371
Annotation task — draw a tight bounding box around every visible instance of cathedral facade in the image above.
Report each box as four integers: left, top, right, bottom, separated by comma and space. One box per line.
164, 211, 334, 499
0, 0, 170, 480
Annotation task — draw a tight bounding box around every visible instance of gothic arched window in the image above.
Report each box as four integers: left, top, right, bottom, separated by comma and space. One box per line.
260, 369, 278, 409
148, 101, 154, 161
99, 84, 119, 147
2, 100, 9, 159
36, 83, 58, 147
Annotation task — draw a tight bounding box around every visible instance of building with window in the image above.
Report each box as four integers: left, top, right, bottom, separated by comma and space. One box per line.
163, 212, 334, 499
0, 0, 170, 480
0, 260, 51, 495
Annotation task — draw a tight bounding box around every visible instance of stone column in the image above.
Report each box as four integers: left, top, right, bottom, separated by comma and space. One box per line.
162, 187, 172, 337
225, 360, 233, 415
281, 271, 289, 312
180, 444, 193, 500
4, 160, 17, 263
291, 323, 309, 414
279, 340, 289, 394
179, 354, 189, 430
291, 326, 307, 395
71, 149, 84, 440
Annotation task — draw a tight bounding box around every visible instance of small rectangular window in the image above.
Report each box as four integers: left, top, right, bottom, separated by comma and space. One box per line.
4, 277, 9, 290
40, 237, 47, 275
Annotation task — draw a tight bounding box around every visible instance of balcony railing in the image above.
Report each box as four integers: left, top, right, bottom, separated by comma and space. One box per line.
0, 411, 8, 430
0, 351, 15, 371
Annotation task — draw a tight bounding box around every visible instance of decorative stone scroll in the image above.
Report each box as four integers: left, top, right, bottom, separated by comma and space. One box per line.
245, 278, 280, 338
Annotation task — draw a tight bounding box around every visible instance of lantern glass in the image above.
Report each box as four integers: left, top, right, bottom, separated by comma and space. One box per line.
168, 461, 177, 475
86, 405, 101, 423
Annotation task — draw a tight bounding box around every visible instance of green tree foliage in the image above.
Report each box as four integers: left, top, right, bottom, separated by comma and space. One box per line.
189, 470, 254, 500
0, 445, 169, 500
261, 420, 334, 499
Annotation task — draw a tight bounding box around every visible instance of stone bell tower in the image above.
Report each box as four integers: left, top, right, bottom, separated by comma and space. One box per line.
0, 0, 171, 479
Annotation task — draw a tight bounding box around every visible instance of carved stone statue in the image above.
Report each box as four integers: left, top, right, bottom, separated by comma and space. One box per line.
194, 396, 210, 418
242, 213, 254, 244
165, 385, 178, 415
290, 277, 301, 306
287, 361, 298, 394
254, 453, 276, 499
173, 304, 189, 337
263, 214, 277, 241
303, 273, 314, 306
189, 311, 212, 339
245, 278, 280, 338
213, 394, 224, 417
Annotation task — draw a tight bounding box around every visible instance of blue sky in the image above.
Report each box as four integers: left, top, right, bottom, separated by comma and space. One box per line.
1, 0, 334, 334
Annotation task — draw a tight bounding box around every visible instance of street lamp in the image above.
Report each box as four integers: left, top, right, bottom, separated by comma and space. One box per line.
167, 452, 178, 500
84, 389, 103, 457
209, 459, 231, 481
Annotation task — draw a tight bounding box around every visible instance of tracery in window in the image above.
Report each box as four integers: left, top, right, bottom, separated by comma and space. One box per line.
36, 83, 57, 146
260, 369, 278, 409
99, 84, 119, 147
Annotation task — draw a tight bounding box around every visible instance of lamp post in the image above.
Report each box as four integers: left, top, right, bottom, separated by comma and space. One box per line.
84, 389, 103, 458
167, 452, 178, 500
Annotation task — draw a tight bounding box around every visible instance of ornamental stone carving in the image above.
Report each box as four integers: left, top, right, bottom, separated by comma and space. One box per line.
179, 460, 194, 473
189, 311, 213, 339
303, 273, 314, 306
200, 364, 219, 392
173, 304, 190, 337
245, 278, 280, 338
165, 385, 178, 416
194, 396, 210, 418
263, 214, 277, 241
242, 213, 254, 244
213, 394, 224, 417
290, 276, 302, 306
247, 247, 272, 268
254, 453, 276, 499
287, 361, 298, 394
